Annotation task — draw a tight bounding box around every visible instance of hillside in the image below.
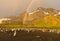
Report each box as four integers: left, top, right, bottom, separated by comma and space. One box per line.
1, 7, 60, 28
19, 7, 60, 27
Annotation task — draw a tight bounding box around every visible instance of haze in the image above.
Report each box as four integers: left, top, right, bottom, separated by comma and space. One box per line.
0, 0, 60, 17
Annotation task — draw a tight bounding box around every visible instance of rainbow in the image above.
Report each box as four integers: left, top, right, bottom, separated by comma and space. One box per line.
26, 0, 34, 12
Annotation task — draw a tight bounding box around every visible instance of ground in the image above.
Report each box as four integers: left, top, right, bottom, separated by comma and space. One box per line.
0, 29, 60, 41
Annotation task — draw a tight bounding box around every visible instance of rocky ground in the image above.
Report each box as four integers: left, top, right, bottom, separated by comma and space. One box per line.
0, 29, 60, 41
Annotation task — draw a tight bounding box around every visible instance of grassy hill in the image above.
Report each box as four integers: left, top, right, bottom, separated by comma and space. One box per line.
1, 7, 60, 29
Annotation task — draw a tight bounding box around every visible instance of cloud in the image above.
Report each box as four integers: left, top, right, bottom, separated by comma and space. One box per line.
0, 0, 20, 17
27, 0, 48, 12
0, 0, 31, 17
0, 0, 60, 17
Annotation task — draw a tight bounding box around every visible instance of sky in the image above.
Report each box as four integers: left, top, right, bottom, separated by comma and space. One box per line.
0, 0, 60, 18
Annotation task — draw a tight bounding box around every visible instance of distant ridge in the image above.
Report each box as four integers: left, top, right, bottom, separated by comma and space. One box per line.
1, 7, 60, 27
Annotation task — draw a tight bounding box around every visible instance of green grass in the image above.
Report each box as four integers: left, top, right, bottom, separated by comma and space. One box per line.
0, 24, 60, 29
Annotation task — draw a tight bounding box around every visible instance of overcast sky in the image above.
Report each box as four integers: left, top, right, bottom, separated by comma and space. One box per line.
0, 0, 60, 18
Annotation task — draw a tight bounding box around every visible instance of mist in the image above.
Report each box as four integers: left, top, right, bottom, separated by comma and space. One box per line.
0, 0, 60, 17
